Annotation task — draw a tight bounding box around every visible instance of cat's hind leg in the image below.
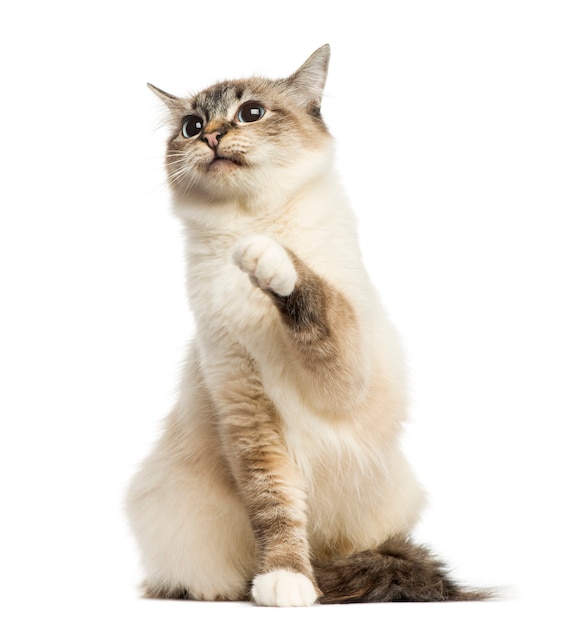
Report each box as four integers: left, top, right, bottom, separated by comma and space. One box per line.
126, 351, 257, 602
127, 419, 257, 601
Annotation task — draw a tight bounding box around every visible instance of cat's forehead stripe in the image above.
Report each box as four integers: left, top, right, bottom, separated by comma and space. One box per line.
193, 81, 252, 118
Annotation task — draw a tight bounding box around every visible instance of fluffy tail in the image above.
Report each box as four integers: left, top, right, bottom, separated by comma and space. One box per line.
313, 535, 492, 603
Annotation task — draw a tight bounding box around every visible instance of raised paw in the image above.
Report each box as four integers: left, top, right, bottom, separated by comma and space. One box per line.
251, 569, 319, 607
232, 234, 297, 297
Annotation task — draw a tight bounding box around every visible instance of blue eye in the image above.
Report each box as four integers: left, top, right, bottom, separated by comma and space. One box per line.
237, 102, 265, 123
182, 115, 204, 138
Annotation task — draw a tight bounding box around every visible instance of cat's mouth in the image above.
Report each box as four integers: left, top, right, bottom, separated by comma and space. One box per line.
207, 152, 245, 170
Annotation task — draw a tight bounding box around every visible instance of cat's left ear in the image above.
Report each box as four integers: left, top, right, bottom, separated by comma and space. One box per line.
286, 44, 330, 112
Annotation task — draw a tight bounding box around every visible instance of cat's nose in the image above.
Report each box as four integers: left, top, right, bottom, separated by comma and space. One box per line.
202, 131, 222, 149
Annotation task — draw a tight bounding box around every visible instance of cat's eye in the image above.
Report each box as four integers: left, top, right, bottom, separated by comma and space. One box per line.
181, 115, 204, 138
237, 102, 265, 123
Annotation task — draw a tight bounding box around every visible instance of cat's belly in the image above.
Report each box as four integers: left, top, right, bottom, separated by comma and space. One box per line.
270, 383, 425, 558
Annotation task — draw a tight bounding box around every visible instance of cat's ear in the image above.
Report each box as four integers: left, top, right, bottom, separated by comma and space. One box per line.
286, 44, 330, 111
147, 83, 185, 114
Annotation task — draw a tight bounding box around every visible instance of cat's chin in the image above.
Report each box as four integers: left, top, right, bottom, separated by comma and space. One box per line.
207, 157, 241, 172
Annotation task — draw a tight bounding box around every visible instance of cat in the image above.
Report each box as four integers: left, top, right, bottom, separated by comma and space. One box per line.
126, 44, 489, 606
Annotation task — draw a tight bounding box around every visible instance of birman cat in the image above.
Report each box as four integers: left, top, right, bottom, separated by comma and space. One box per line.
126, 45, 488, 606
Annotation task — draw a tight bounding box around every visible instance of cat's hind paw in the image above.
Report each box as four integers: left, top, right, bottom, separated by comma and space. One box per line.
251, 570, 319, 607
232, 234, 297, 297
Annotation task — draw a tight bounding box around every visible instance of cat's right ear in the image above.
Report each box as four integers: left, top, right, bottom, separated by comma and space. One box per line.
147, 83, 184, 115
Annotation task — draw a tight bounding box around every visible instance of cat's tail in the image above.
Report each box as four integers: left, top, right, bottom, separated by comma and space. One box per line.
313, 535, 493, 603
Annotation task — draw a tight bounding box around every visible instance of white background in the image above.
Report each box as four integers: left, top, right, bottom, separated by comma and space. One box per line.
1, 1, 565, 624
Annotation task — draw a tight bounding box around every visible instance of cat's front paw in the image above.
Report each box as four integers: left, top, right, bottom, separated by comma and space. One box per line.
232, 235, 297, 297
251, 569, 319, 607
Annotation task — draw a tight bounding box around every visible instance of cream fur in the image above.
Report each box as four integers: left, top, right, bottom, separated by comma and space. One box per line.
126, 46, 426, 606
126, 164, 425, 602
232, 234, 298, 296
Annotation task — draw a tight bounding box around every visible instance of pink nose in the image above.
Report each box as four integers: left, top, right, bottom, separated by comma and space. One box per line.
203, 131, 222, 149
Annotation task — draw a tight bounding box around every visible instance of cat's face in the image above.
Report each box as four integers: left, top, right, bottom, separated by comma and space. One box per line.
152, 46, 332, 204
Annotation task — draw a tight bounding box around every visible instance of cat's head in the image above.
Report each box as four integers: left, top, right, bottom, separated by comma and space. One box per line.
151, 45, 332, 205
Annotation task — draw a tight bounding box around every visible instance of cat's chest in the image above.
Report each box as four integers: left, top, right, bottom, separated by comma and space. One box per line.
186, 221, 323, 335
187, 238, 277, 337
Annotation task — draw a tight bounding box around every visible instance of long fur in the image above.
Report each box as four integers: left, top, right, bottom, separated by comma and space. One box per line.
126, 45, 488, 606
315, 536, 491, 603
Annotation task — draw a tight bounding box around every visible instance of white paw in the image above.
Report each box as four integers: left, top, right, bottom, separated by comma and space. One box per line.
251, 569, 318, 607
232, 235, 297, 297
